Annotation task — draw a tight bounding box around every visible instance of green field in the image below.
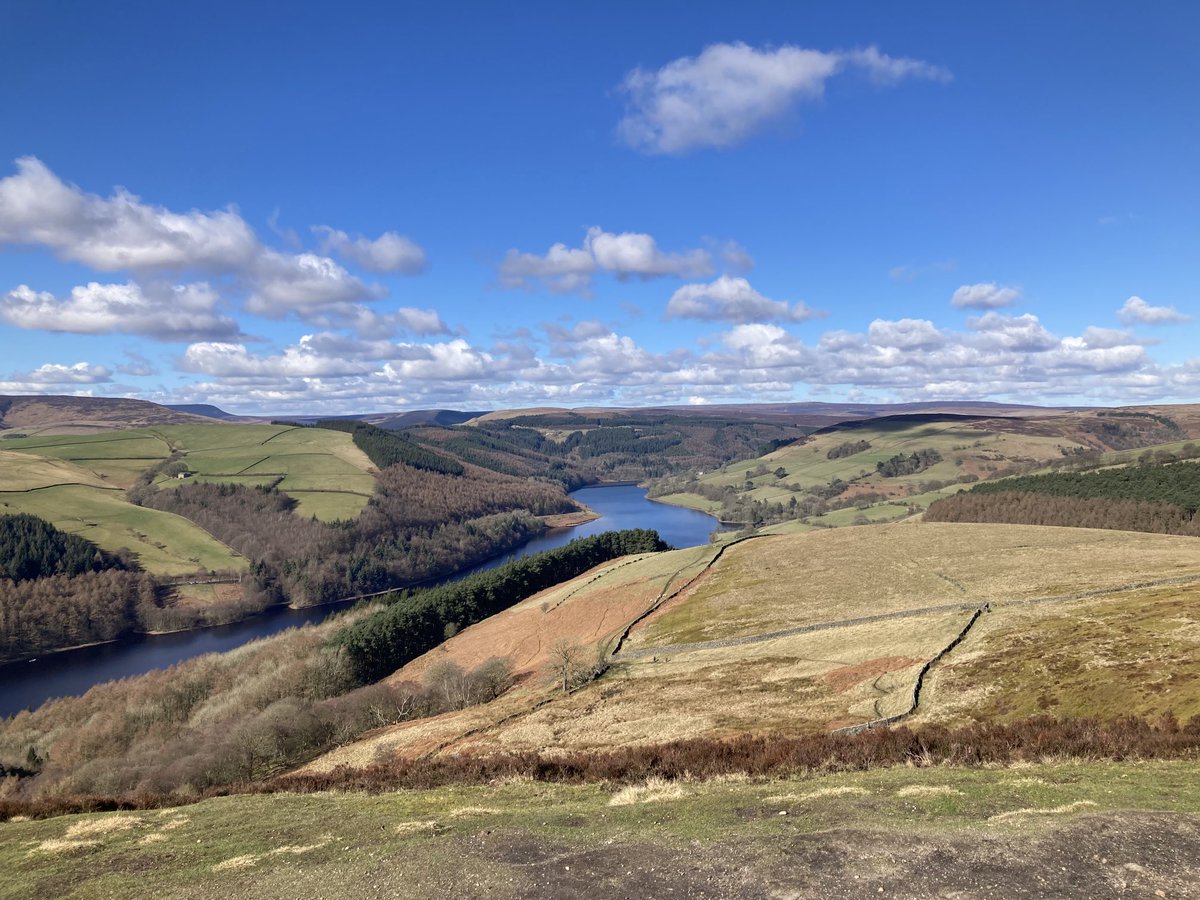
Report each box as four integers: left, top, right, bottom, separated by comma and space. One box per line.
0, 483, 245, 575
0, 424, 378, 572
3, 762, 1197, 899
652, 416, 1200, 529
805, 501, 913, 527
669, 419, 1085, 508
154, 425, 376, 520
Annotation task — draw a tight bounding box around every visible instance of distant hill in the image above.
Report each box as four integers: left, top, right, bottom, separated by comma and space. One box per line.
164, 403, 246, 421
373, 409, 483, 428
469, 400, 1077, 428
280, 409, 484, 428
0, 395, 214, 435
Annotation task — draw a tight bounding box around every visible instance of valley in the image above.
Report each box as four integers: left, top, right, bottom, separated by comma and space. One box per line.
3, 396, 1200, 897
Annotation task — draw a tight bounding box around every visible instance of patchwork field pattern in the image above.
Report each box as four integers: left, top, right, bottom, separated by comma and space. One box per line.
0, 424, 377, 573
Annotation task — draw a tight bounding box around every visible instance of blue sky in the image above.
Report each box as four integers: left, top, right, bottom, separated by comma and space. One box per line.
0, 1, 1196, 413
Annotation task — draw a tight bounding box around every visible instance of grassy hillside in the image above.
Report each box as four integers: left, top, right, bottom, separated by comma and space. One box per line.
651, 408, 1200, 527
306, 522, 1200, 769
0, 425, 380, 574
153, 424, 376, 520
0, 443, 245, 576
408, 412, 814, 485
0, 395, 213, 436
3, 762, 1199, 898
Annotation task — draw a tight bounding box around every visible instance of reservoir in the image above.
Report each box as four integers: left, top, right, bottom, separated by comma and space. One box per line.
0, 484, 727, 717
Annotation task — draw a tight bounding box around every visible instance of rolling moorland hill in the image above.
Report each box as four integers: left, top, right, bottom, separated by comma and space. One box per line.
308, 521, 1200, 768
4, 424, 1200, 894
649, 405, 1200, 527
0, 395, 218, 437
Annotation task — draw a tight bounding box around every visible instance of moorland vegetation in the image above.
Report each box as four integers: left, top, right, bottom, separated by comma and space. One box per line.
0, 530, 665, 802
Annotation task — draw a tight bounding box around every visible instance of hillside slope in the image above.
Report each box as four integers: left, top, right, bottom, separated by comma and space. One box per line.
0, 395, 216, 436
309, 521, 1200, 769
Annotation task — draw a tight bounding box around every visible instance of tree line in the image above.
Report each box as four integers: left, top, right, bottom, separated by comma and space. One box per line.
336, 529, 669, 683
965, 460, 1200, 511
308, 420, 465, 475
925, 491, 1200, 537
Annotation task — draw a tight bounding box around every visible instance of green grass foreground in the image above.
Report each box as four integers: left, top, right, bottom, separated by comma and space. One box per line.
2, 761, 1198, 899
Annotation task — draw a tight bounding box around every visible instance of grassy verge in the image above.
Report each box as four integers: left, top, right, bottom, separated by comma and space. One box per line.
2, 760, 1197, 899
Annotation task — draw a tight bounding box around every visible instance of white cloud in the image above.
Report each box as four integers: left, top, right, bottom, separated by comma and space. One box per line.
0, 157, 258, 271
346, 305, 452, 339
500, 226, 714, 294
0, 158, 425, 326
498, 243, 597, 294
584, 227, 712, 280
1, 281, 240, 342
382, 339, 496, 381
314, 226, 428, 275
950, 282, 1022, 310
666, 275, 822, 323
180, 339, 377, 378
867, 317, 945, 350
246, 251, 381, 318
5, 361, 112, 386
713, 238, 754, 271
618, 42, 951, 154
1117, 295, 1191, 325
160, 302, 1183, 412
967, 312, 1057, 352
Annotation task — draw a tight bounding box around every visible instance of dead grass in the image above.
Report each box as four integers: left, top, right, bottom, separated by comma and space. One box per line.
988, 800, 1098, 823
609, 777, 687, 806
63, 814, 142, 838
629, 523, 1200, 647
918, 584, 1200, 725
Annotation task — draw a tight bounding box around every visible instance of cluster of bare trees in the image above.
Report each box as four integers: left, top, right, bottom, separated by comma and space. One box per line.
0, 569, 158, 660
132, 462, 564, 606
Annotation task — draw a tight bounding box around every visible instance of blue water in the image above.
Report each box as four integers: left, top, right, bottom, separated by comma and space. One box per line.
0, 484, 727, 717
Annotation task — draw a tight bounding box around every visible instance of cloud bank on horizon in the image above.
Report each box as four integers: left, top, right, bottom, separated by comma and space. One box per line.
0, 14, 1195, 413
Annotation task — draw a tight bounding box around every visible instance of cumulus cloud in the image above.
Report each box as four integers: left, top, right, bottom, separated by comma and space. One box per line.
0, 157, 258, 271
345, 305, 452, 339
499, 226, 714, 294
967, 312, 1057, 352
867, 317, 945, 350
950, 282, 1022, 310
1, 281, 241, 342
1117, 295, 1191, 325
180, 339, 378, 378
313, 226, 428, 275
0, 158, 438, 327
665, 275, 823, 323
6, 361, 112, 386
159, 304, 1189, 413
618, 42, 951, 154
245, 251, 381, 318
711, 238, 755, 271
